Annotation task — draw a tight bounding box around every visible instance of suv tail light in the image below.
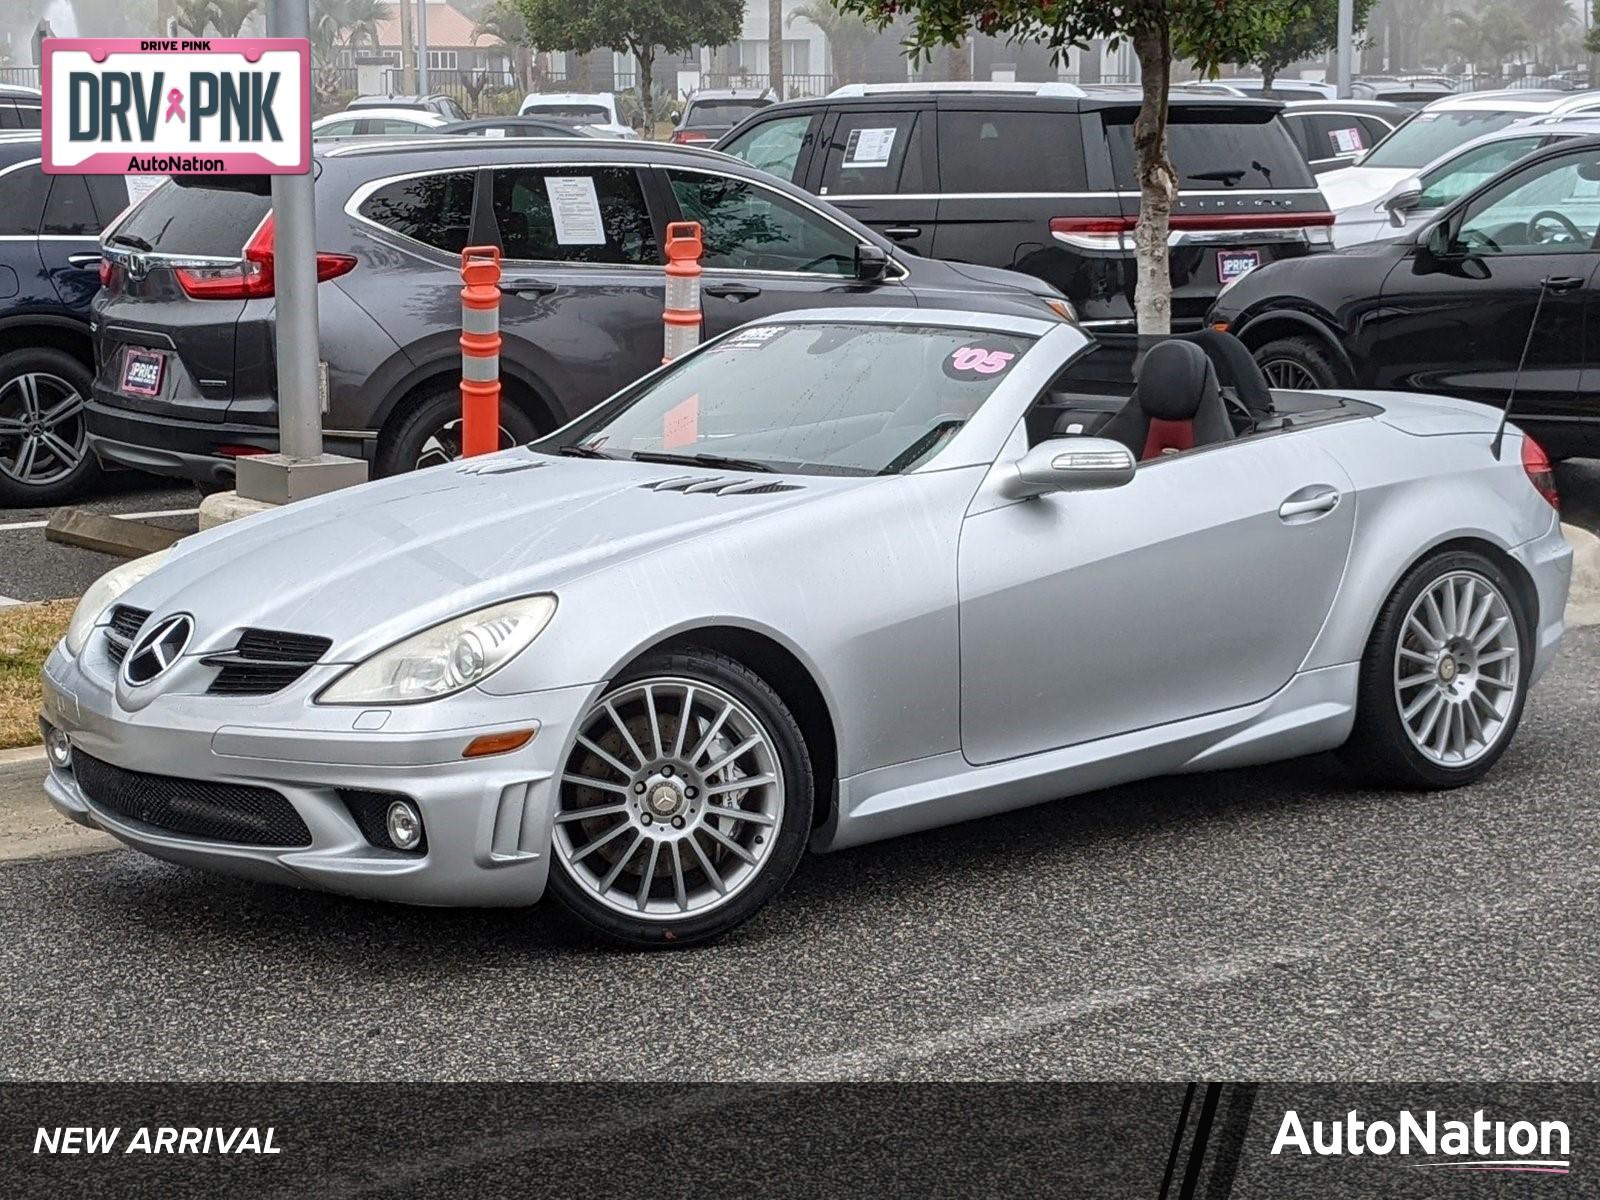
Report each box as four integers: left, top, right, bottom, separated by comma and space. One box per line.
175, 215, 356, 300
98, 257, 113, 287
1521, 434, 1559, 510
1050, 211, 1337, 250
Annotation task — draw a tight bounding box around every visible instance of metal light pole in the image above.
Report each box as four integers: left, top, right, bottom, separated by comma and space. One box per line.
1336, 0, 1354, 98
417, 0, 430, 95
231, 0, 368, 509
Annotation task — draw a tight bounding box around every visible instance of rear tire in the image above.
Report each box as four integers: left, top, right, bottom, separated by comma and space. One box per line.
1253, 335, 1344, 391
1340, 550, 1532, 790
545, 648, 815, 948
0, 347, 101, 506
374, 385, 540, 477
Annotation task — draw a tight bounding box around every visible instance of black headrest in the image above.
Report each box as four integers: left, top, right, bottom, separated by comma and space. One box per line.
1180, 329, 1274, 416
1134, 340, 1220, 422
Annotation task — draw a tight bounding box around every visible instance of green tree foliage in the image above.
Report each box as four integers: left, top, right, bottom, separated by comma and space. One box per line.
1246, 0, 1377, 92
837, 0, 1304, 333
519, 0, 743, 130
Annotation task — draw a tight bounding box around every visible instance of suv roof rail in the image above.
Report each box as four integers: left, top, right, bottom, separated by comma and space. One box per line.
827, 81, 1087, 98
319, 135, 738, 160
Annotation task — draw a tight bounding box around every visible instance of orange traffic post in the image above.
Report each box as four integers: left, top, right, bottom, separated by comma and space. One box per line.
663, 221, 703, 363
459, 245, 502, 458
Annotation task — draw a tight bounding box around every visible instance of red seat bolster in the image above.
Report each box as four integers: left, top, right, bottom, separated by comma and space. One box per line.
1142, 418, 1195, 460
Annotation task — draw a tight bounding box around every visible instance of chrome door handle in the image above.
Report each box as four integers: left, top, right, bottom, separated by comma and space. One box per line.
1278, 489, 1341, 520
882, 226, 922, 240
67, 252, 102, 268
704, 282, 762, 300
500, 279, 556, 297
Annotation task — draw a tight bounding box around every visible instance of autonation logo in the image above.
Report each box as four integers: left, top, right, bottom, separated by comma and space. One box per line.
1272, 1109, 1570, 1174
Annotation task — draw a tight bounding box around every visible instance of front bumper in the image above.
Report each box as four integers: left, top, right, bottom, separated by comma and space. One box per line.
39, 641, 600, 907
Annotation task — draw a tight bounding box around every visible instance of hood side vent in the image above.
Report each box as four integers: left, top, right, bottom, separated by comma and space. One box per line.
455, 459, 546, 476
641, 476, 804, 497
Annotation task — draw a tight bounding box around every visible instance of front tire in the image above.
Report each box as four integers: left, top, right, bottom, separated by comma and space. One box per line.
1341, 550, 1531, 789
546, 648, 815, 948
0, 348, 100, 506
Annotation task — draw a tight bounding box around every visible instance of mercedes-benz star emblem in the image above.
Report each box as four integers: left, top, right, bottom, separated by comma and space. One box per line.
123, 614, 194, 686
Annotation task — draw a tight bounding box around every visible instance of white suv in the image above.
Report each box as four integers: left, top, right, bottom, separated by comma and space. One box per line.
518, 92, 637, 140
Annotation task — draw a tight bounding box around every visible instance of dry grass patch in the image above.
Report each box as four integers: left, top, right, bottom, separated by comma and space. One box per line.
0, 600, 73, 749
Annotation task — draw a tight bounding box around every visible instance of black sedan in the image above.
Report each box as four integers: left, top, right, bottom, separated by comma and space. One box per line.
1209, 135, 1600, 459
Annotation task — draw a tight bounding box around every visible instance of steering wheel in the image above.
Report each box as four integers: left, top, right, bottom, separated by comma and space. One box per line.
1529, 209, 1585, 245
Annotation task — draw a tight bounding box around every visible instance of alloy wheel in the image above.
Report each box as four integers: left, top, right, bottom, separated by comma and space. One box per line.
415, 417, 516, 470
1260, 358, 1320, 390
1393, 570, 1521, 768
0, 372, 88, 487
554, 677, 786, 920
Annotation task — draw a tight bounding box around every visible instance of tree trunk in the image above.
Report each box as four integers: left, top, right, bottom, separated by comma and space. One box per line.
398, 0, 416, 92
769, 0, 784, 97
1261, 65, 1276, 98
945, 37, 971, 82
637, 44, 655, 135
1131, 27, 1175, 337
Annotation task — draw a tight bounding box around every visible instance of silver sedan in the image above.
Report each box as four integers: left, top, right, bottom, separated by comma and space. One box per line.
38, 309, 1572, 945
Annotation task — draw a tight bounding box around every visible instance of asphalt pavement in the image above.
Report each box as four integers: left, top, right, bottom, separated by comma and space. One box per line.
0, 476, 198, 606
0, 621, 1596, 1083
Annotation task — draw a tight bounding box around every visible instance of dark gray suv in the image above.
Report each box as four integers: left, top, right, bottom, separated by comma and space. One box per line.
88, 138, 1071, 485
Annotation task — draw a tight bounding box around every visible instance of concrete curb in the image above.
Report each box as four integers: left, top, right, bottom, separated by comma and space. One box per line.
0, 754, 118, 863
198, 491, 278, 531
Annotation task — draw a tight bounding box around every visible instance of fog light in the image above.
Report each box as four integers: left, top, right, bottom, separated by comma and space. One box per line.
44, 726, 72, 769
385, 800, 423, 851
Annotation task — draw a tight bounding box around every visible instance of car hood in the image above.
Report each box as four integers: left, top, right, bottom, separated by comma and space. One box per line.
1320, 166, 1414, 212
126, 450, 855, 659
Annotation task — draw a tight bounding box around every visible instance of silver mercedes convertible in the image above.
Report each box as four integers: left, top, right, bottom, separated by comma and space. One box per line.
39, 309, 1572, 946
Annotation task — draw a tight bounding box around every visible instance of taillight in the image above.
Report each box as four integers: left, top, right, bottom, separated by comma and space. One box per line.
175, 214, 356, 300
97, 257, 112, 286
1049, 216, 1136, 250
672, 129, 713, 144
1050, 211, 1338, 250
1521, 435, 1559, 510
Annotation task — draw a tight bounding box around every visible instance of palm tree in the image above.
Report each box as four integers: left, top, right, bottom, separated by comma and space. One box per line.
788, 1, 876, 88
473, 0, 534, 92
768, 0, 784, 97
340, 0, 390, 52
173, 0, 213, 36
210, 0, 259, 37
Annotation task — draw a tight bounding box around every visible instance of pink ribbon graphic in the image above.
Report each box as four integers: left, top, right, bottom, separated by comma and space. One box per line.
164, 88, 185, 123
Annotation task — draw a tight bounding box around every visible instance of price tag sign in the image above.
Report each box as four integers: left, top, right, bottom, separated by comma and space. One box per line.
42, 37, 310, 175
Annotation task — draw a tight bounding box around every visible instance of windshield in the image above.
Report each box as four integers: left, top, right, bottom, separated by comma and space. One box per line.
1362, 110, 1523, 168
553, 323, 1036, 476
686, 99, 768, 126
526, 103, 611, 121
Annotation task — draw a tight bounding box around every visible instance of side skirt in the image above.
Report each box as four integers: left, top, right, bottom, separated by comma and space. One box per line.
813, 664, 1359, 853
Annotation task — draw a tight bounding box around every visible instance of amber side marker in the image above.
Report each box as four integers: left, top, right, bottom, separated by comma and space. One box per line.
1210, 321, 1231, 333
462, 728, 538, 758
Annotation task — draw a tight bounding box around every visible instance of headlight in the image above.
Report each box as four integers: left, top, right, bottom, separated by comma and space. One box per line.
317, 595, 557, 705
62, 549, 172, 656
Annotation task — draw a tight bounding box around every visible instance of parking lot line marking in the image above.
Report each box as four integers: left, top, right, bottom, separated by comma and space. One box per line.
0, 507, 199, 533
0, 595, 21, 608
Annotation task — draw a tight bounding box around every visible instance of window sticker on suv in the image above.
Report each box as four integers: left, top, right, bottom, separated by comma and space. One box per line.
545, 176, 605, 245
844, 127, 897, 168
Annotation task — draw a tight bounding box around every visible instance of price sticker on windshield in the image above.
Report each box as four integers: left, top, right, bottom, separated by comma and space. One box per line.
944, 346, 1017, 380
42, 37, 310, 175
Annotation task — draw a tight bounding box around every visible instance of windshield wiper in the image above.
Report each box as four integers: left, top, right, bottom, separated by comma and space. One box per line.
631, 450, 775, 473
556, 443, 620, 459
108, 232, 154, 251
1191, 169, 1245, 186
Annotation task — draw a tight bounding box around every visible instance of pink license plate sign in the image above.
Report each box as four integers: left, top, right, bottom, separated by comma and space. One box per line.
42, 38, 310, 176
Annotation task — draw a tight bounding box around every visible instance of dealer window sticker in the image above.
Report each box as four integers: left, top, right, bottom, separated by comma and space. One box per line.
843, 127, 897, 168
1328, 127, 1364, 155
712, 325, 786, 353
544, 175, 606, 245
944, 345, 1017, 380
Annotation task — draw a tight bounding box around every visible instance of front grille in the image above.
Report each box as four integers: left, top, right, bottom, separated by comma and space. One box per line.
103, 605, 151, 665
204, 628, 333, 696
73, 753, 312, 847
339, 789, 426, 854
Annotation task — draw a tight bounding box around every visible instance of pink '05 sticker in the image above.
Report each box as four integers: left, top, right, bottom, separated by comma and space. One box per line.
948, 346, 1016, 376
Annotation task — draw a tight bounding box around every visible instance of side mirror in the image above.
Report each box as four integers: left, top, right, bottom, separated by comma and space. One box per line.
1420, 219, 1456, 260
999, 437, 1136, 500
855, 243, 891, 283
1385, 180, 1423, 226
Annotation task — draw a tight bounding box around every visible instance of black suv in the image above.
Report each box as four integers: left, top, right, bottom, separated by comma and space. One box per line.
0, 133, 135, 505
88, 138, 1069, 486
716, 82, 1336, 334
1208, 135, 1600, 459
0, 85, 42, 130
